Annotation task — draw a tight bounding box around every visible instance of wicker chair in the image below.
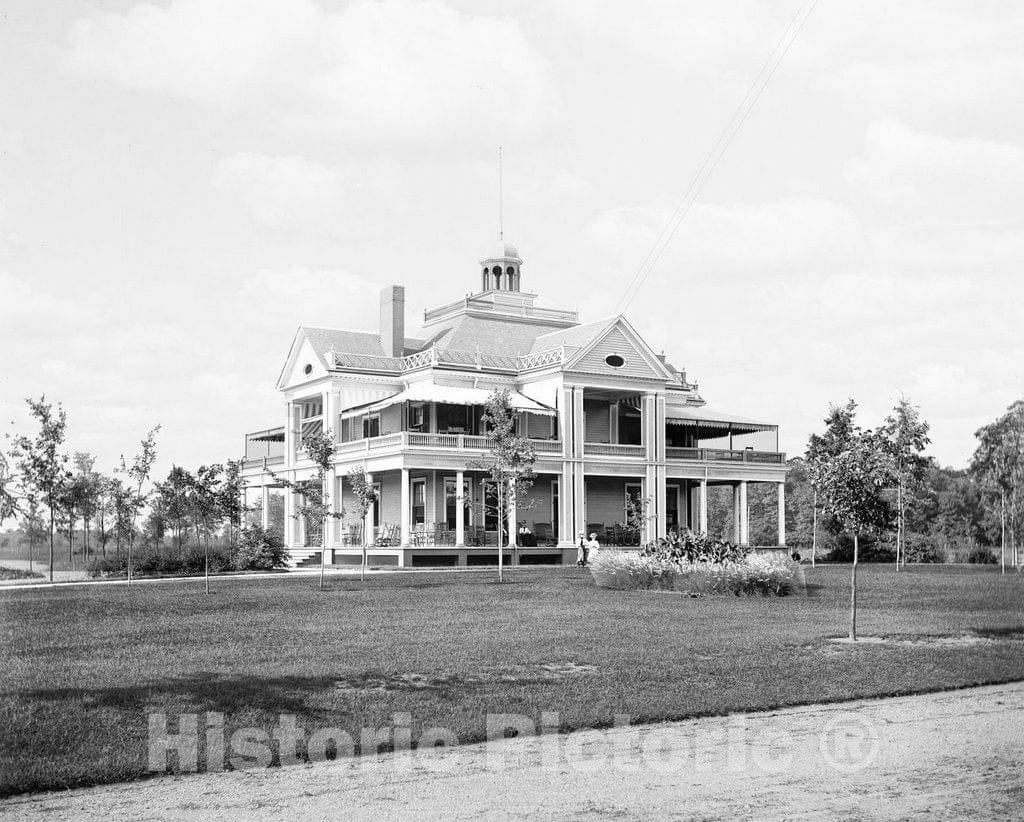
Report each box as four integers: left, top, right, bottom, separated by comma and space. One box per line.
533, 522, 552, 545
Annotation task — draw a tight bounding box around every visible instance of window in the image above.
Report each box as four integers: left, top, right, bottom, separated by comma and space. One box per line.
409, 403, 427, 431
303, 363, 313, 375
625, 483, 643, 529
445, 478, 470, 529
362, 414, 380, 438
412, 478, 426, 527
666, 484, 680, 531
605, 354, 625, 368
372, 482, 381, 528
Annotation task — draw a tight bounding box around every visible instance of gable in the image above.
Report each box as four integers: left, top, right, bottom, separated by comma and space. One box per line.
566, 320, 671, 380
279, 335, 328, 389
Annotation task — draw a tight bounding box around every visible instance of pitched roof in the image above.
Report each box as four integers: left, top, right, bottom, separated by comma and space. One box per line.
300, 326, 427, 361
423, 315, 562, 356
528, 316, 616, 354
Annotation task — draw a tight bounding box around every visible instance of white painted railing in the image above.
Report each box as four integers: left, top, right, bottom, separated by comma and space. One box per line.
336, 432, 564, 457
584, 443, 646, 458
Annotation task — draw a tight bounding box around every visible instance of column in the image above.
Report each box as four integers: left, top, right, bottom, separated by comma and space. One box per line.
507, 479, 517, 557
283, 401, 294, 467
732, 484, 740, 544
778, 481, 786, 547
284, 485, 295, 548
400, 468, 411, 547
324, 466, 337, 563
455, 470, 465, 547
363, 472, 374, 545
261, 485, 270, 530
699, 478, 708, 535
559, 465, 573, 545
325, 390, 340, 443
739, 480, 749, 546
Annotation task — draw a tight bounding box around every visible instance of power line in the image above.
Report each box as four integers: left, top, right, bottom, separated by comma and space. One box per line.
614, 0, 821, 314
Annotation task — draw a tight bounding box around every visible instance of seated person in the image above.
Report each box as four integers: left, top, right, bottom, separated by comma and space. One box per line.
517, 522, 537, 547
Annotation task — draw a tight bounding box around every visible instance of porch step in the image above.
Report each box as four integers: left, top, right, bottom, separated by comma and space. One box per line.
287, 549, 321, 569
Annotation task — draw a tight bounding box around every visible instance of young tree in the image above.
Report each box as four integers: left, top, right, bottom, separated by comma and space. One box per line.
120, 426, 161, 587
9, 397, 70, 583
218, 459, 246, 545
347, 464, 378, 583
23, 498, 47, 574
270, 429, 343, 590
806, 400, 858, 567
881, 397, 931, 571
0, 450, 19, 527
72, 453, 100, 564
471, 390, 536, 582
156, 465, 194, 554
191, 463, 224, 594
817, 427, 896, 640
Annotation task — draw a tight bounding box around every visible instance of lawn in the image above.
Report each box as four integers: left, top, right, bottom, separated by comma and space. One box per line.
1, 564, 1023, 796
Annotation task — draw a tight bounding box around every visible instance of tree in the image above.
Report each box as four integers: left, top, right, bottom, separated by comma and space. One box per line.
347, 465, 378, 583
971, 400, 1024, 574
817, 425, 896, 640
806, 400, 858, 567
471, 390, 536, 582
881, 397, 931, 571
270, 429, 343, 590
191, 464, 224, 594
218, 459, 246, 545
23, 498, 47, 574
73, 453, 101, 565
156, 465, 194, 554
0, 450, 20, 527
120, 426, 160, 587
9, 397, 70, 583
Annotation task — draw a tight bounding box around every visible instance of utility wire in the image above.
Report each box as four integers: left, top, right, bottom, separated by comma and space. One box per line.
614, 0, 821, 314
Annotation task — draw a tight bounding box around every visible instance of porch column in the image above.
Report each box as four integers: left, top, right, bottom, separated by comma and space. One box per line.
283, 484, 295, 548
507, 479, 517, 556
400, 468, 411, 547
284, 401, 294, 467
455, 470, 465, 547
739, 480, 749, 546
261, 485, 270, 530
732, 484, 740, 544
699, 478, 708, 535
777, 481, 786, 546
363, 472, 374, 545
324, 467, 337, 561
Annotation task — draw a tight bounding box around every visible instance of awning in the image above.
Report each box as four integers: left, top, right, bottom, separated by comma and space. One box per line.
341, 385, 556, 419
665, 405, 776, 433
248, 430, 285, 442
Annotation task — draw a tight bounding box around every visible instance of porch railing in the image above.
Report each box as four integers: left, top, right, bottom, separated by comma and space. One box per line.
666, 447, 785, 464
334, 432, 564, 457
584, 443, 646, 458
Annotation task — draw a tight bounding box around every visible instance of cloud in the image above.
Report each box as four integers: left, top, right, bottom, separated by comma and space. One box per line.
238, 266, 382, 332
844, 119, 1024, 224
65, 0, 559, 150
582, 197, 865, 272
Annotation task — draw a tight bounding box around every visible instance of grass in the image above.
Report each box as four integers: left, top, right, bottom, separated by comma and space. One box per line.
2, 564, 1023, 797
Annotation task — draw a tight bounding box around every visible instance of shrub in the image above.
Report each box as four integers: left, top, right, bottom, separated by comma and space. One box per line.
85, 555, 130, 578
967, 547, 997, 564
233, 525, 289, 571
826, 533, 895, 563
0, 566, 44, 581
903, 534, 941, 564
590, 549, 797, 596
643, 529, 750, 564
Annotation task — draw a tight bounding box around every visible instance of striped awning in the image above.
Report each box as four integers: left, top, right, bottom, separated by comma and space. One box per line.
665, 405, 776, 433
341, 384, 556, 419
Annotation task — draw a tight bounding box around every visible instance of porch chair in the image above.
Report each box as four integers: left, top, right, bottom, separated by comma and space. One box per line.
434, 521, 452, 546
533, 522, 552, 545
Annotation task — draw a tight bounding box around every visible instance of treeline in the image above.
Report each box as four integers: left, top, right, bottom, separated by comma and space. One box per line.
704, 398, 1022, 565
0, 395, 276, 582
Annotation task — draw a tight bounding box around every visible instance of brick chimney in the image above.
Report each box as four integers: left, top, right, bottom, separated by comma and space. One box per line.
380, 285, 405, 358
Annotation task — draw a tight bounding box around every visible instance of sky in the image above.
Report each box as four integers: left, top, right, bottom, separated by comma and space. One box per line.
1, 0, 1022, 479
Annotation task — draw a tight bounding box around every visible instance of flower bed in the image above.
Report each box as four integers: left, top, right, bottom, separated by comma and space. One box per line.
589, 549, 798, 597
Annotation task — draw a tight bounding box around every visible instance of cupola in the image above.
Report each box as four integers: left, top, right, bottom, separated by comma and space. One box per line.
480, 239, 523, 292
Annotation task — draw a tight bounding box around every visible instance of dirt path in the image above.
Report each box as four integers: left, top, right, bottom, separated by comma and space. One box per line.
4, 683, 1023, 820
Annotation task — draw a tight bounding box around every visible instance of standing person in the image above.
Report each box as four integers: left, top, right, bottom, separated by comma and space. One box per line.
576, 531, 588, 567
587, 532, 601, 563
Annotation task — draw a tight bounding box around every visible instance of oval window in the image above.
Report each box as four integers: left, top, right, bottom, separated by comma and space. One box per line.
303, 363, 313, 375
605, 354, 625, 368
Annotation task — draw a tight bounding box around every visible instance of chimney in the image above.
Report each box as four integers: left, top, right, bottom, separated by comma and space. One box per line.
380, 285, 405, 358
